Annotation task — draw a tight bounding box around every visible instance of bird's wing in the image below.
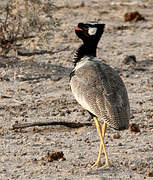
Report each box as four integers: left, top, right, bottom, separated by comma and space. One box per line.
70, 60, 130, 129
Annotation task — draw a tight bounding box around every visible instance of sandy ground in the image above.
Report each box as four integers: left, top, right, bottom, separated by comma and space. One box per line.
0, 0, 153, 179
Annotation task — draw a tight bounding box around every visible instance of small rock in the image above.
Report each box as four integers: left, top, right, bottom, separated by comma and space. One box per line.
38, 160, 46, 166
146, 171, 153, 177
65, 109, 71, 114
118, 142, 122, 146
45, 151, 65, 162
113, 132, 121, 139
84, 137, 90, 143
51, 76, 61, 81
131, 164, 137, 170
129, 123, 140, 133
59, 112, 65, 116
21, 152, 27, 156
124, 11, 145, 22
16, 165, 22, 168
123, 55, 136, 65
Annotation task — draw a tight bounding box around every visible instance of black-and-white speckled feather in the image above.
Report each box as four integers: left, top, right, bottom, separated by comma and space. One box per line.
70, 22, 130, 130
70, 56, 130, 130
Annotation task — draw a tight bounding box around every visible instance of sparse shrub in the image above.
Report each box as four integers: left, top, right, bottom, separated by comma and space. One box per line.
0, 0, 57, 56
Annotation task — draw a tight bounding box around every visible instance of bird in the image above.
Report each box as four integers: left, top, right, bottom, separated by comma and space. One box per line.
69, 21, 130, 168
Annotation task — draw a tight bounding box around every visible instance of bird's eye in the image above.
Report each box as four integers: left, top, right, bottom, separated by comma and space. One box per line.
88, 27, 97, 35
83, 25, 89, 30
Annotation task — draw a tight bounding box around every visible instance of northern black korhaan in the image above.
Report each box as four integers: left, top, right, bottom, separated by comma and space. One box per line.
70, 22, 130, 168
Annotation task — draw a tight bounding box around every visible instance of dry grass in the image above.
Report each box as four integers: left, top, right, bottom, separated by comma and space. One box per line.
0, 0, 57, 56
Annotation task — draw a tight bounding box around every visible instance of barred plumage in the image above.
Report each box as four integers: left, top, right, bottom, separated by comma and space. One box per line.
70, 22, 130, 168
70, 57, 130, 130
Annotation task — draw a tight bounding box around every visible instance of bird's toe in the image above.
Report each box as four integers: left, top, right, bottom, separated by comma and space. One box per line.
99, 162, 111, 169
91, 160, 103, 168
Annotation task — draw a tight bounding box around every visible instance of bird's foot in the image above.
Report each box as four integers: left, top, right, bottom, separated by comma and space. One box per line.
91, 161, 110, 169
99, 162, 110, 169
91, 160, 102, 168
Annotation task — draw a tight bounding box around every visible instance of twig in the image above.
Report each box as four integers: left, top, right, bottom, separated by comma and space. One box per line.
11, 121, 92, 130
3, 5, 9, 31
17, 46, 69, 56
56, 2, 85, 10
4, 35, 35, 44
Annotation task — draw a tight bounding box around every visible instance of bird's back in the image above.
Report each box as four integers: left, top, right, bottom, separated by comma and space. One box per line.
70, 57, 130, 130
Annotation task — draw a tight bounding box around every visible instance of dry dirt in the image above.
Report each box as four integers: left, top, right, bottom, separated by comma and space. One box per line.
0, 0, 153, 179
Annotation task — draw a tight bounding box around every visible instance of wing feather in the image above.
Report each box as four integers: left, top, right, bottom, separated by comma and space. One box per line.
70, 59, 130, 130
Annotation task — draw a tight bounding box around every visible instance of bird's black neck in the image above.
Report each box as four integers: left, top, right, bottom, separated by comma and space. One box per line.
73, 43, 97, 66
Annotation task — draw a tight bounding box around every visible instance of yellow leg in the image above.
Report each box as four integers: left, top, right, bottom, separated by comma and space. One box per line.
91, 117, 110, 168
100, 121, 110, 168
91, 117, 103, 168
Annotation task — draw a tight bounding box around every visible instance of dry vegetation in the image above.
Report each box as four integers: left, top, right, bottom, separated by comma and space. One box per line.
0, 0, 57, 56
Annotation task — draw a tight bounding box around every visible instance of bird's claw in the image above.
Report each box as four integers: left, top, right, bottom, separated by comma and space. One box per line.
99, 163, 110, 169
91, 161, 110, 169
91, 160, 102, 168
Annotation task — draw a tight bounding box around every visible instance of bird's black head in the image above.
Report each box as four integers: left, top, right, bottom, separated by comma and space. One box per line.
73, 22, 105, 65
75, 22, 105, 45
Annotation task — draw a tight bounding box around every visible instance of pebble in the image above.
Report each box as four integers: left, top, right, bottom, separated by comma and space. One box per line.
113, 132, 121, 139
123, 55, 137, 65
118, 142, 123, 146
131, 164, 137, 170
146, 171, 153, 177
